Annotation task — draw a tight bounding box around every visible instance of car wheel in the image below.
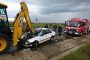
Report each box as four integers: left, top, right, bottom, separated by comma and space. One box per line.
66, 33, 69, 35
0, 36, 10, 55
32, 41, 39, 49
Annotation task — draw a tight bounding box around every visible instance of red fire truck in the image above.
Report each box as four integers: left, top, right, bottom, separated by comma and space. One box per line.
64, 18, 90, 36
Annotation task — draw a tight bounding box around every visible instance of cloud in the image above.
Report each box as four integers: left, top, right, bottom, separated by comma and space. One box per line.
40, 0, 90, 15
0, 0, 90, 23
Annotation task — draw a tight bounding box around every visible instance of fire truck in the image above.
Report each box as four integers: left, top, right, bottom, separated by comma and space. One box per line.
64, 18, 90, 36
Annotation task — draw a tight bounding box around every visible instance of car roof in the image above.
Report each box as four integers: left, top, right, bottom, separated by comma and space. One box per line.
35, 28, 49, 30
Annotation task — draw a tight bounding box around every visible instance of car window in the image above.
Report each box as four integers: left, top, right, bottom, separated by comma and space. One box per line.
37, 30, 47, 36
37, 31, 43, 36
46, 29, 51, 33
42, 30, 47, 35
35, 30, 41, 35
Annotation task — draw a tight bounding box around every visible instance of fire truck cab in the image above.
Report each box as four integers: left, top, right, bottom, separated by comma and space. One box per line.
64, 18, 90, 36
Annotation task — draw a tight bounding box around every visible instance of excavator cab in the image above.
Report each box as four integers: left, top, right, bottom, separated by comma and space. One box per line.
0, 3, 9, 28
0, 3, 11, 37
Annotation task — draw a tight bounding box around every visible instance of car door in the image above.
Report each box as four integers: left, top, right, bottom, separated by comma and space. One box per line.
45, 29, 52, 40
38, 30, 48, 43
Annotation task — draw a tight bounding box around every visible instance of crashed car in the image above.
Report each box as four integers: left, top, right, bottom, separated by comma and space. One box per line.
24, 28, 56, 47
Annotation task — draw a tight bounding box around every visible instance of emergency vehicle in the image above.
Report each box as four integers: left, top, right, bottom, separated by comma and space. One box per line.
64, 18, 90, 36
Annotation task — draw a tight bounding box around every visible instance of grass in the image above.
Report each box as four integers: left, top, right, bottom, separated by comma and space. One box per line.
59, 43, 90, 60
32, 23, 65, 29
9, 22, 65, 29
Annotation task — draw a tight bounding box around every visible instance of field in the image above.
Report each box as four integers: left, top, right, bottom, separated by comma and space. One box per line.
59, 43, 90, 60
9, 22, 65, 28
32, 23, 65, 28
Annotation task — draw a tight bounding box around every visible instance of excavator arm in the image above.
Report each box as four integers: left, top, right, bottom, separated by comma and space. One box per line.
13, 2, 34, 46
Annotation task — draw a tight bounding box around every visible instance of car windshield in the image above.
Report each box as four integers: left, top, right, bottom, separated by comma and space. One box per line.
66, 21, 80, 27
34, 29, 42, 36
34, 29, 48, 36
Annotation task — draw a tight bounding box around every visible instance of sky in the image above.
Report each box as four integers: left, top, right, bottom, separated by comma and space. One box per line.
0, 0, 90, 23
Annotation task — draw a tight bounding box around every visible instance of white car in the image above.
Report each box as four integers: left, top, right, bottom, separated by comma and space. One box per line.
25, 28, 56, 47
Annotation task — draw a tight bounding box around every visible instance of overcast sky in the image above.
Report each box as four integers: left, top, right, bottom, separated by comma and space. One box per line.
0, 0, 90, 23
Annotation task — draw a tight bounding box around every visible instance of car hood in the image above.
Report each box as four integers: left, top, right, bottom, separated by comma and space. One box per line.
27, 36, 40, 43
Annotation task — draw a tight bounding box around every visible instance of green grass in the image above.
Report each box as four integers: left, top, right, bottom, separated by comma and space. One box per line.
9, 22, 65, 29
59, 43, 90, 60
32, 23, 65, 29
32, 23, 45, 28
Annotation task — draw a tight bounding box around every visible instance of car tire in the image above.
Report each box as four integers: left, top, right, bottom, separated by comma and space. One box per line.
32, 41, 39, 49
66, 33, 69, 35
0, 35, 10, 55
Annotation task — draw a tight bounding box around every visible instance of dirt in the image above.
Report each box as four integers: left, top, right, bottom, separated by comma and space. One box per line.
0, 35, 90, 60
0, 50, 47, 60
37, 35, 89, 59
49, 44, 85, 60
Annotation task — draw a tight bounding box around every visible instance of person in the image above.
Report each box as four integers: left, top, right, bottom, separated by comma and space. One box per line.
44, 24, 48, 28
53, 25, 59, 41
57, 25, 62, 36
53, 25, 57, 31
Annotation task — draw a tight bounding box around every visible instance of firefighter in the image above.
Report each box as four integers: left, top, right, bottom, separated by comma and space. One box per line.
53, 25, 57, 31
44, 24, 48, 28
53, 25, 58, 39
57, 25, 62, 36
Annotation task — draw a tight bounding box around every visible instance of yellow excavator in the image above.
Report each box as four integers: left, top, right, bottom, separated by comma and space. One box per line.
0, 2, 34, 54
